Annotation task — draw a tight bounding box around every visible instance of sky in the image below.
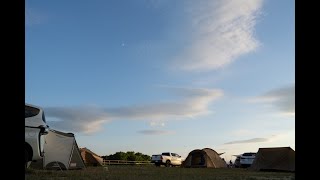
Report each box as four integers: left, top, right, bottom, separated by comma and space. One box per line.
25, 0, 294, 163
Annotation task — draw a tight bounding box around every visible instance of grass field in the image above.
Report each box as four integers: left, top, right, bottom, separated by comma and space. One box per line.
25, 166, 295, 180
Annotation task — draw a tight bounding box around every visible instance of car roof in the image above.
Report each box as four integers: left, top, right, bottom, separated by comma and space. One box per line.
25, 103, 42, 110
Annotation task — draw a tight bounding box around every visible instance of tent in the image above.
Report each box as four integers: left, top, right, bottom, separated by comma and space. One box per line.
31, 129, 86, 170
80, 147, 104, 166
250, 147, 295, 172
181, 148, 227, 168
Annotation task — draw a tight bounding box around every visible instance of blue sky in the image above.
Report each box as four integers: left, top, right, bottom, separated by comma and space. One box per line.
26, 0, 294, 162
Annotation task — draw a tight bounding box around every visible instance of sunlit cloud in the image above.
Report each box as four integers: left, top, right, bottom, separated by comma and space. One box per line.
172, 0, 263, 72
224, 137, 269, 145
249, 84, 295, 116
45, 87, 223, 134
137, 130, 174, 135
45, 105, 111, 135
223, 130, 294, 145
105, 87, 223, 120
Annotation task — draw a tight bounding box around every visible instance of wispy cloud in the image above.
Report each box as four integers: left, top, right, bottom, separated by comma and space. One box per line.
172, 0, 263, 71
223, 130, 294, 145
46, 87, 223, 134
104, 87, 223, 120
25, 7, 47, 26
224, 137, 269, 145
137, 130, 174, 135
249, 84, 295, 116
45, 105, 111, 135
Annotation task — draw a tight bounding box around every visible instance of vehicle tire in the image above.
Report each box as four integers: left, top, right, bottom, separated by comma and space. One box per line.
155, 163, 160, 167
165, 160, 171, 167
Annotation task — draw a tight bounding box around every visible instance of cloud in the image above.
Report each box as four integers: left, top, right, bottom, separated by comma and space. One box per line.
223, 130, 294, 145
137, 130, 174, 135
45, 87, 223, 134
224, 137, 269, 145
25, 7, 47, 26
172, 0, 263, 71
249, 84, 295, 115
45, 105, 111, 135
104, 87, 223, 120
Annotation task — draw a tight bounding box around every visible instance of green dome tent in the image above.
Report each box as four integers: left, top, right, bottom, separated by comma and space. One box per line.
250, 147, 295, 172
182, 148, 227, 168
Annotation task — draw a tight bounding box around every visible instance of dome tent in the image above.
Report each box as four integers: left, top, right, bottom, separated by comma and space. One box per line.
181, 148, 227, 168
250, 147, 295, 172
80, 147, 104, 166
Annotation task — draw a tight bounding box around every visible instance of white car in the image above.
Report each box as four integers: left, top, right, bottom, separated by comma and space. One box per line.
240, 152, 256, 168
25, 103, 49, 169
151, 152, 183, 167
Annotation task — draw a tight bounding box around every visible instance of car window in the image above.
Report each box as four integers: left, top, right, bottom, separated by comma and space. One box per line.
25, 105, 40, 118
242, 153, 256, 156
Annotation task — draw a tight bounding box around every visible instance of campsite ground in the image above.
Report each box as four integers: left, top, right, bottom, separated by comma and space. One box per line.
25, 166, 295, 180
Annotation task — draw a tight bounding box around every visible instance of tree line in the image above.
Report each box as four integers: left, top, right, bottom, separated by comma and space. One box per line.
102, 151, 151, 161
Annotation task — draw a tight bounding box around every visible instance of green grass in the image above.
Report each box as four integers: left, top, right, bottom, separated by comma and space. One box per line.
25, 166, 295, 180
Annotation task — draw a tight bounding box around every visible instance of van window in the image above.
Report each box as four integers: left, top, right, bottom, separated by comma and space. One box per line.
25, 105, 40, 118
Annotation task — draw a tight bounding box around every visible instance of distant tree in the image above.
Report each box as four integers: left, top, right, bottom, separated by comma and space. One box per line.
135, 152, 143, 161
106, 151, 128, 160
104, 151, 151, 161
142, 154, 151, 161
126, 151, 136, 161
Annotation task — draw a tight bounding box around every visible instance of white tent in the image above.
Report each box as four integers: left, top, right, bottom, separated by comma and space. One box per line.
42, 129, 85, 170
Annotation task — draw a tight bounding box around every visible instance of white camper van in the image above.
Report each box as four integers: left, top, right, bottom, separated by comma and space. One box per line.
25, 103, 49, 169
